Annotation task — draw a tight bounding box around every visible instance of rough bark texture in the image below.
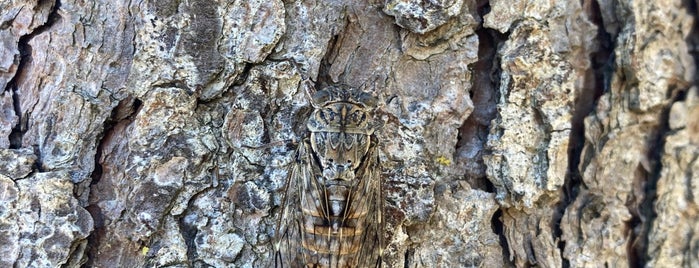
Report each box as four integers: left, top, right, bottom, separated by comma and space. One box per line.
0, 0, 697, 267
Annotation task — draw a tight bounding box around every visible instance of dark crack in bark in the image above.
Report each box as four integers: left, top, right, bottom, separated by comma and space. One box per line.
472, 1, 514, 266
491, 208, 513, 267
632, 1, 699, 265
89, 96, 142, 186
686, 0, 699, 70
177, 190, 209, 264
318, 33, 343, 87
6, 0, 60, 150
554, 0, 614, 266
632, 86, 688, 267
83, 96, 141, 268
456, 24, 500, 191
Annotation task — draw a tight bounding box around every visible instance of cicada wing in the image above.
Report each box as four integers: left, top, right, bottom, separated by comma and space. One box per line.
354, 139, 384, 268
274, 143, 311, 268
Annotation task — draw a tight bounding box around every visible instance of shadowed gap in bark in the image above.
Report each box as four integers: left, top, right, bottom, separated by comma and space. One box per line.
471, 0, 515, 266
554, 0, 613, 267
234, 63, 254, 86
490, 209, 512, 266
89, 96, 142, 185
686, 0, 699, 69
6, 0, 61, 150
455, 0, 502, 192
403, 246, 415, 268
456, 27, 500, 191
83, 96, 141, 268
318, 34, 342, 87
633, 0, 699, 265
633, 84, 688, 266
178, 190, 210, 263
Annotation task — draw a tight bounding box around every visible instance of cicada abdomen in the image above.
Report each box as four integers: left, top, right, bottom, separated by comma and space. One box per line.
275, 85, 383, 268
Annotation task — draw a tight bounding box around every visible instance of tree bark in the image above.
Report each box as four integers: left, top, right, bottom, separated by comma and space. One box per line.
0, 0, 697, 267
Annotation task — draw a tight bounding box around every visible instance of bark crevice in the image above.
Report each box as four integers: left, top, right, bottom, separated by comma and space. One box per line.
6, 0, 61, 150
456, 0, 501, 191
688, 0, 699, 69
634, 0, 699, 264
635, 87, 691, 266
491, 209, 513, 266
555, 0, 614, 266
83, 95, 141, 268
471, 1, 513, 266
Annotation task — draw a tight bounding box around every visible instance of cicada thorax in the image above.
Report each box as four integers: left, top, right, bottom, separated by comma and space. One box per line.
294, 86, 379, 267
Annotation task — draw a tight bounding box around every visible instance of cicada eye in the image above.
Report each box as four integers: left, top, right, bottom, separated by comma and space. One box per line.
355, 92, 377, 107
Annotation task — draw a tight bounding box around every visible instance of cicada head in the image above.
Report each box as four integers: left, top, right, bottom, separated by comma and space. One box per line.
307, 85, 378, 135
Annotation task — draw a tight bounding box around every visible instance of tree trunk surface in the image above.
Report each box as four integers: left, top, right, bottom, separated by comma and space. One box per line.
1, 0, 697, 267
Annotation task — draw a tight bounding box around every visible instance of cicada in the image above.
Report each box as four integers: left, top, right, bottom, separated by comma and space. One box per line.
274, 84, 383, 267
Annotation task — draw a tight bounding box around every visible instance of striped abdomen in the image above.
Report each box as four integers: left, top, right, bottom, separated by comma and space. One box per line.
298, 181, 372, 267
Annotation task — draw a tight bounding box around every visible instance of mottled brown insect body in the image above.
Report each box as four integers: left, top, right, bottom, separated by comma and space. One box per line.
275, 85, 383, 268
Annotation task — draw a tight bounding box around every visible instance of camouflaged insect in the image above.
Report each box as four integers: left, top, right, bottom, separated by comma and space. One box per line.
274, 84, 383, 268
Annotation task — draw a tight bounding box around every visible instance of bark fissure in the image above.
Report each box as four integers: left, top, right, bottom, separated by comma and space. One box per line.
472, 1, 515, 266
491, 209, 512, 266
633, 1, 699, 265
403, 247, 415, 268
631, 107, 662, 265
5, 0, 61, 149
83, 95, 141, 268
318, 33, 343, 86
456, 23, 500, 190
88, 96, 141, 185
474, 3, 516, 267
555, 0, 614, 266
8, 81, 22, 148
635, 88, 690, 266
688, 0, 699, 69
178, 193, 203, 264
